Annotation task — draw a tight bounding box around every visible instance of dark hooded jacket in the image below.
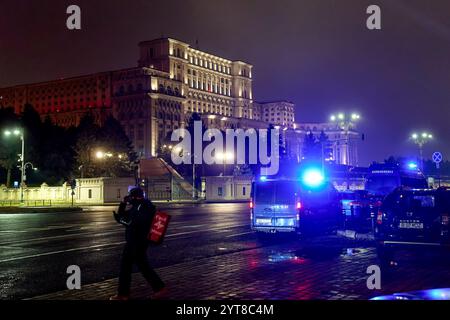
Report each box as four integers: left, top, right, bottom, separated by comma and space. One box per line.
116, 197, 157, 244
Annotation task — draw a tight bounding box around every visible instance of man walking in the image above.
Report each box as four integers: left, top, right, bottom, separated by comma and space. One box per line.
110, 187, 166, 300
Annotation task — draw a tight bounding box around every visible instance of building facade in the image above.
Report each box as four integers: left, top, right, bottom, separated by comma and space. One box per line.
0, 37, 360, 166
0, 72, 113, 127
253, 101, 295, 129
0, 178, 135, 204
0, 38, 260, 158
285, 122, 360, 166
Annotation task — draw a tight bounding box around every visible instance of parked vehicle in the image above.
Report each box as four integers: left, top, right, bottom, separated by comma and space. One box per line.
371, 288, 450, 300
250, 176, 341, 235
366, 162, 429, 229
366, 163, 428, 197
339, 190, 371, 232
374, 187, 450, 267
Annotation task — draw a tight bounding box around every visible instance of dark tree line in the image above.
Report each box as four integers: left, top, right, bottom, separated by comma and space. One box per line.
302, 131, 333, 163
0, 105, 136, 187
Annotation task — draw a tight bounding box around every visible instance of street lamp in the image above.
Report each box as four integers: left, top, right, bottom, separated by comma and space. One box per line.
95, 151, 105, 159
4, 128, 25, 203
215, 151, 234, 175
329, 112, 361, 166
410, 131, 433, 171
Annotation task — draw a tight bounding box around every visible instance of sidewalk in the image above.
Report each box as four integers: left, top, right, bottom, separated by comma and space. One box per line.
29, 233, 450, 301
29, 239, 383, 300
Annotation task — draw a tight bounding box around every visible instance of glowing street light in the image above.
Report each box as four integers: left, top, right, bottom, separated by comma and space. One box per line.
215, 151, 234, 162
96, 150, 123, 160
330, 112, 361, 125
410, 131, 434, 170
329, 112, 361, 166
96, 151, 105, 159
215, 151, 234, 175
3, 128, 25, 203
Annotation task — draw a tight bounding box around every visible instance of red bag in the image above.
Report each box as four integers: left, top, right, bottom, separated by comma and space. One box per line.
148, 211, 171, 244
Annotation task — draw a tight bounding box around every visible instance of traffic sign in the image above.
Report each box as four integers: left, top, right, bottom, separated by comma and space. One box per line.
432, 152, 443, 164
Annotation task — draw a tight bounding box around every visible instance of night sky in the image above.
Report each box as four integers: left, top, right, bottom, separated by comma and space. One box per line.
1, 0, 449, 166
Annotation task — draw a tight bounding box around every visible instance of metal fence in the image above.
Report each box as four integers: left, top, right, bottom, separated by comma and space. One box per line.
0, 200, 53, 207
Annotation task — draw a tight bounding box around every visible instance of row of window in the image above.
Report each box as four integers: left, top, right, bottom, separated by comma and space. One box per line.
188, 55, 231, 74
187, 106, 232, 117
188, 93, 233, 106
156, 112, 181, 121
188, 77, 231, 96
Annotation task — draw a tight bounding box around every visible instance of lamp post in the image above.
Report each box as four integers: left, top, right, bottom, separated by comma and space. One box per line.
175, 147, 197, 200
411, 132, 433, 171
4, 129, 25, 203
215, 151, 234, 176
329, 113, 361, 166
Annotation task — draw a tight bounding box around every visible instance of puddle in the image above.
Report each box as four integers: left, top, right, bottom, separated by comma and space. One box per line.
345, 248, 361, 256
268, 251, 303, 263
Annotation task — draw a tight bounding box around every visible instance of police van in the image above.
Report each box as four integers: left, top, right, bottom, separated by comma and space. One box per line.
250, 170, 341, 235
366, 163, 428, 197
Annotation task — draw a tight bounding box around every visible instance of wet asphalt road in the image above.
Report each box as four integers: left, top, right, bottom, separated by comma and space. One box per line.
3, 203, 450, 300
0, 203, 289, 300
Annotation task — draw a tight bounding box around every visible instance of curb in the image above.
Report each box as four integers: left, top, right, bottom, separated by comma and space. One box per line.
0, 207, 84, 214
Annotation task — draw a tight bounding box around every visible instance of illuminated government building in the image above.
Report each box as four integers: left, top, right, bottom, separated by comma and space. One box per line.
0, 38, 359, 166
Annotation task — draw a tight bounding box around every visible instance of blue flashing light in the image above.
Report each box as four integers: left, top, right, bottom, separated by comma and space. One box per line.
301, 168, 325, 188
260, 176, 268, 182
407, 162, 418, 170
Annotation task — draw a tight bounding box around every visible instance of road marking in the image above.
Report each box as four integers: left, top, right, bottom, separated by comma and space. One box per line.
166, 224, 247, 237
0, 224, 250, 263
0, 241, 126, 263
0, 230, 122, 246
0, 223, 247, 246
225, 231, 253, 238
